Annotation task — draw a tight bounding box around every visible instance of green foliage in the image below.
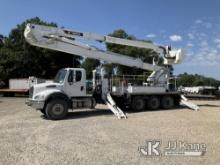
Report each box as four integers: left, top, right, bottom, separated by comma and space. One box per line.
177, 73, 220, 87
0, 17, 80, 81
81, 29, 160, 78
105, 29, 159, 76
0, 34, 3, 47
81, 58, 100, 79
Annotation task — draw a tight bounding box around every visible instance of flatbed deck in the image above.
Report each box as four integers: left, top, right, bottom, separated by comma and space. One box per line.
185, 94, 220, 100
0, 89, 28, 93
0, 89, 29, 96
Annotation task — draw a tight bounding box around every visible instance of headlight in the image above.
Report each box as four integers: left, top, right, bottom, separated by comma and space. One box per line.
34, 94, 45, 100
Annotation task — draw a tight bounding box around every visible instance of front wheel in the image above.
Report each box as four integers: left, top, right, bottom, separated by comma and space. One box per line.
40, 109, 46, 115
45, 99, 68, 120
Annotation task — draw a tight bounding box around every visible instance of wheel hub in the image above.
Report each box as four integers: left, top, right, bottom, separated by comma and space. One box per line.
52, 104, 64, 115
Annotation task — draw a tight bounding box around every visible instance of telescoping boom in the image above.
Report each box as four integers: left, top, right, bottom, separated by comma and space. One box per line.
24, 24, 184, 72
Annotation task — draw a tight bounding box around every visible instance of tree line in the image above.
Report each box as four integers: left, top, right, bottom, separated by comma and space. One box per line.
0, 17, 219, 87
177, 72, 220, 87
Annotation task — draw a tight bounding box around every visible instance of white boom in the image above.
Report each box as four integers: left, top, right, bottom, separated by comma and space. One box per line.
24, 24, 184, 72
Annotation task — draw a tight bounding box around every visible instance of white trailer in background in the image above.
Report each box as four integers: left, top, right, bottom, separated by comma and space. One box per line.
24, 24, 198, 120
180, 86, 220, 99
0, 77, 49, 96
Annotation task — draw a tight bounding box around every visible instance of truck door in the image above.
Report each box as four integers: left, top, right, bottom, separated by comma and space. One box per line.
65, 69, 86, 97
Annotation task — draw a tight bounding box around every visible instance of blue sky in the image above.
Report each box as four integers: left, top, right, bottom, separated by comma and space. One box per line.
1, 0, 220, 79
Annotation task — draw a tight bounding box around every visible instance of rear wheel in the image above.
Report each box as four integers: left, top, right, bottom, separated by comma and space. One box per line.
132, 96, 145, 111
147, 96, 160, 110
45, 99, 68, 120
174, 97, 181, 106
161, 95, 174, 109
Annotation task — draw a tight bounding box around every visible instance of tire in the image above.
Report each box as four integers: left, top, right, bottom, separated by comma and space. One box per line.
174, 98, 180, 106
45, 99, 68, 120
40, 109, 46, 115
161, 95, 174, 109
132, 96, 145, 111
147, 96, 160, 110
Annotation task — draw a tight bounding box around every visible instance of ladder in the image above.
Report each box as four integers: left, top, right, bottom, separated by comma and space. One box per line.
105, 93, 127, 119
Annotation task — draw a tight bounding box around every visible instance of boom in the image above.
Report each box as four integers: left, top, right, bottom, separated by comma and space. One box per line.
24, 24, 184, 72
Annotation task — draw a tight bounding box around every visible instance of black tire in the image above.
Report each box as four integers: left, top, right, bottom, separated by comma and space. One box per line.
132, 96, 145, 111
174, 98, 181, 106
147, 96, 160, 110
45, 99, 68, 120
161, 95, 174, 109
3, 93, 15, 97
40, 109, 46, 115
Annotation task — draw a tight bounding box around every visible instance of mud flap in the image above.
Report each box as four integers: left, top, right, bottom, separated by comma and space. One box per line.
105, 93, 127, 119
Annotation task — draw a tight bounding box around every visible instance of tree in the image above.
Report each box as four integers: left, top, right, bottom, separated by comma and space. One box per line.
177, 73, 220, 87
80, 29, 160, 78
105, 29, 160, 76
81, 58, 100, 79
0, 34, 4, 47
0, 17, 80, 82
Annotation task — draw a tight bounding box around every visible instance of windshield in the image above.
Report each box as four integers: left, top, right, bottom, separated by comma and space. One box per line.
54, 69, 67, 83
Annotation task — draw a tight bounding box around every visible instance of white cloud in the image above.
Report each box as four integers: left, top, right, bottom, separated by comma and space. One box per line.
214, 38, 220, 44
183, 19, 220, 70
146, 33, 156, 38
188, 33, 194, 39
195, 19, 212, 29
186, 42, 194, 47
213, 38, 220, 49
195, 19, 202, 24
187, 46, 220, 66
169, 35, 182, 42
204, 22, 212, 29
200, 41, 208, 46
200, 33, 207, 37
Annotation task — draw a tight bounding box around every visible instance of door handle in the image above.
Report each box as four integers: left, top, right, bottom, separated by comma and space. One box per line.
81, 86, 84, 91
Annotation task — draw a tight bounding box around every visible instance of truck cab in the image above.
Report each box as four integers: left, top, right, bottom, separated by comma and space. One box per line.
55, 68, 87, 97
27, 68, 96, 120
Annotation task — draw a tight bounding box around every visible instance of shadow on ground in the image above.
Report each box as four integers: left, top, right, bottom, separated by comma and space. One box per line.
41, 109, 113, 120
40, 106, 186, 120
197, 104, 220, 108
66, 109, 113, 120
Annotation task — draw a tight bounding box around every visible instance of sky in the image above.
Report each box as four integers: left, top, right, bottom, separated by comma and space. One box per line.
1, 0, 220, 79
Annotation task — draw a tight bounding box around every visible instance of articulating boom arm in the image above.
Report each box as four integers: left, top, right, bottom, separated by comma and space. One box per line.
24, 24, 184, 72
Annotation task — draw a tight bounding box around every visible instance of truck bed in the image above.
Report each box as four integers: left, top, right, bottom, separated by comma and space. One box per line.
0, 88, 29, 96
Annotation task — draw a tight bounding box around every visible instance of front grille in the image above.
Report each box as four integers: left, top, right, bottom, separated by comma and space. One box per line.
29, 87, 33, 98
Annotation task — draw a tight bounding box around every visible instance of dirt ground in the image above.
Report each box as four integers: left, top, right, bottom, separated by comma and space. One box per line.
0, 97, 219, 165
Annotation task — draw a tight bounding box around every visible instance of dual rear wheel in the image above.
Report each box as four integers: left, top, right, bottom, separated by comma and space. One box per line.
131, 95, 175, 111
